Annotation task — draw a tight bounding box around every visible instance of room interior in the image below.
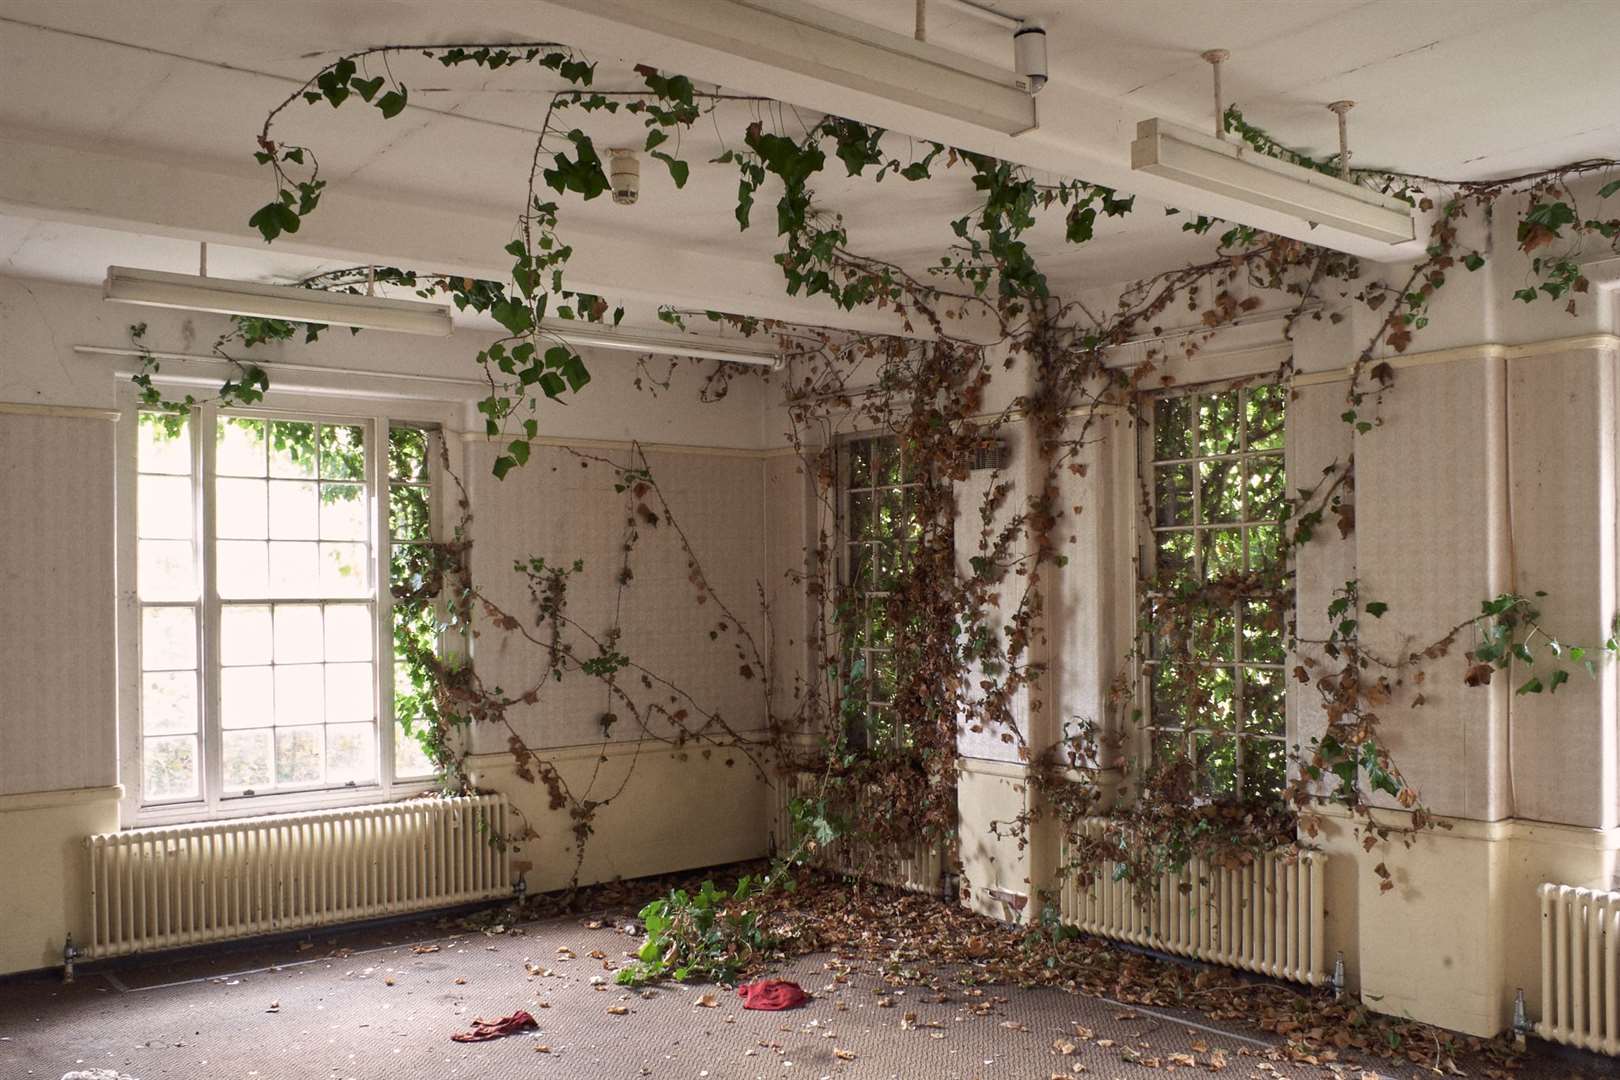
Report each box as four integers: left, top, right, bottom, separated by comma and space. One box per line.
3, 2, 1620, 1078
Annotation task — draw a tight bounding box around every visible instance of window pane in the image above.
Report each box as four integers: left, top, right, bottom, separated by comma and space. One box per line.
1152, 396, 1192, 460
1192, 666, 1238, 730
220, 604, 273, 666
274, 664, 325, 725
1246, 385, 1286, 451
223, 729, 273, 793
275, 726, 324, 785
848, 491, 874, 539
273, 604, 324, 663
1153, 530, 1194, 578
1196, 392, 1240, 457
268, 541, 319, 597
142, 671, 197, 735
1198, 459, 1243, 523
319, 424, 366, 481
1202, 527, 1244, 579
217, 540, 270, 598
389, 485, 430, 541
268, 480, 319, 540
269, 421, 317, 478
320, 543, 370, 596
216, 478, 269, 539
138, 539, 196, 601
324, 604, 373, 662
1241, 599, 1285, 664
326, 723, 376, 785
141, 606, 196, 671
395, 724, 436, 779
1243, 668, 1285, 736
220, 666, 273, 728
144, 735, 198, 800
388, 426, 431, 483
324, 662, 373, 722
216, 417, 267, 477
1195, 732, 1237, 797
1245, 455, 1285, 521
845, 438, 872, 488
1187, 606, 1235, 662
1242, 738, 1287, 800
322, 484, 368, 541
1154, 464, 1193, 526
1248, 524, 1283, 570
138, 414, 191, 475
138, 474, 193, 540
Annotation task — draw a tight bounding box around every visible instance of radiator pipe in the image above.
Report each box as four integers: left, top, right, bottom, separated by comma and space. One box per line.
1512, 987, 1531, 1049
1330, 951, 1345, 999
62, 934, 79, 984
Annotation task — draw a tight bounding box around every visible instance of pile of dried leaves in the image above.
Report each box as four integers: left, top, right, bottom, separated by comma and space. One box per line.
481, 862, 1526, 1078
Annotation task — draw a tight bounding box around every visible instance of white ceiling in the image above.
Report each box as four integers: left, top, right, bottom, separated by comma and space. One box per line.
1, 0, 1617, 322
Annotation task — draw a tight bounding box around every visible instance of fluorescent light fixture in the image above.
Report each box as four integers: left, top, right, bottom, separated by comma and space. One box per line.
539, 320, 781, 368
104, 266, 454, 336
1131, 118, 1415, 245
543, 0, 1037, 134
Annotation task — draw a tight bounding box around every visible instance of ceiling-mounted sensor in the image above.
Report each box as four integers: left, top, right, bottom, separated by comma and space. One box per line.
1013, 19, 1047, 94
609, 149, 640, 205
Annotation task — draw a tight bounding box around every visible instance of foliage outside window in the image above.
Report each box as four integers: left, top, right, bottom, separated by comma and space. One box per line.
838, 434, 922, 752
135, 410, 438, 812
1141, 385, 1288, 801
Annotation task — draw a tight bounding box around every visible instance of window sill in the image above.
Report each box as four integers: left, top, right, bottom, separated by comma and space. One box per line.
129, 780, 440, 829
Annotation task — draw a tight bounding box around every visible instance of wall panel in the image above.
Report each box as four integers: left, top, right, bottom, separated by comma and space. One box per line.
0, 411, 118, 795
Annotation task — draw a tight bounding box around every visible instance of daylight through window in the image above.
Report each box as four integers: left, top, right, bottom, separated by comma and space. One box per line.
1141, 384, 1288, 801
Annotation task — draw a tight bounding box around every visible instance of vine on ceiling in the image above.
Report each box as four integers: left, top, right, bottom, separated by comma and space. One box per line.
125, 39, 1620, 913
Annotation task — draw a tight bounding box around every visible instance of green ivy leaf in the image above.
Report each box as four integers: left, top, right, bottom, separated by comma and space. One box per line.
377, 86, 408, 119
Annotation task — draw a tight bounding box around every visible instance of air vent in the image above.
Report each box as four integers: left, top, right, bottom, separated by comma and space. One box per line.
970, 438, 1010, 473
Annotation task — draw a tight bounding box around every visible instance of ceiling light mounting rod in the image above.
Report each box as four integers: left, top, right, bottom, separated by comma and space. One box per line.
937, 0, 1021, 31
198, 241, 208, 278
1327, 100, 1355, 178
914, 0, 927, 42
1202, 49, 1230, 140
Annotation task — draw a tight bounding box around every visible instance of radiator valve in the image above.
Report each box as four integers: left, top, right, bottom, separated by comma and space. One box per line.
1330, 951, 1345, 999
62, 934, 79, 984
512, 875, 528, 902
1512, 987, 1531, 1048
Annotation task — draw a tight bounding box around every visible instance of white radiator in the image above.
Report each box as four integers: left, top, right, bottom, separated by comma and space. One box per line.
85, 795, 511, 959
1058, 819, 1327, 986
1538, 883, 1620, 1055
772, 770, 943, 894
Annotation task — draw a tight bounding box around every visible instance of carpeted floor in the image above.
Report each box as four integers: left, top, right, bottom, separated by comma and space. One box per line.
0, 903, 1609, 1080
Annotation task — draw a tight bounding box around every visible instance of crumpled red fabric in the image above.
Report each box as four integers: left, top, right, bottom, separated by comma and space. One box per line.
737, 978, 809, 1010
450, 1010, 540, 1042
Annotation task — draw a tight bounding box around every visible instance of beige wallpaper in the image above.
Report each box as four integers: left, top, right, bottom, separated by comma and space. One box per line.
0, 412, 118, 795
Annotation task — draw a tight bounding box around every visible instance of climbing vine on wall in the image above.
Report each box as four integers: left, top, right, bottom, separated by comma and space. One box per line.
124, 38, 1620, 902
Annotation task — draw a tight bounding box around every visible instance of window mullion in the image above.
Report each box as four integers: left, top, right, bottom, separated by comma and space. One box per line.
374, 416, 395, 792
199, 402, 224, 815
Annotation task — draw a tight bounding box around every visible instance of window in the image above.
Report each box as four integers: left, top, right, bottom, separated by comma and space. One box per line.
1140, 384, 1287, 800
837, 433, 922, 751
131, 407, 441, 817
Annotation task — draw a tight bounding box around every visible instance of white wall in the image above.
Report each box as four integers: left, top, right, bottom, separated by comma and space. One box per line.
0, 274, 779, 973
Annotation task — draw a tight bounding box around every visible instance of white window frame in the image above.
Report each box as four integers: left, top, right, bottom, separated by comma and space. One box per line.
116, 385, 460, 825
1134, 380, 1290, 801
834, 430, 923, 752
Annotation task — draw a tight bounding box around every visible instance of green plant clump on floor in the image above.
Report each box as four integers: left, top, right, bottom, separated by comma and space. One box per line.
615, 875, 773, 986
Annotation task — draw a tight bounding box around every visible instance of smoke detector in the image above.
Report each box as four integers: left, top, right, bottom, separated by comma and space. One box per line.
609, 149, 640, 206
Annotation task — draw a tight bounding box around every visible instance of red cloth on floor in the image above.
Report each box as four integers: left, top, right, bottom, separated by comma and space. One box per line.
737, 979, 809, 1010
450, 1010, 539, 1042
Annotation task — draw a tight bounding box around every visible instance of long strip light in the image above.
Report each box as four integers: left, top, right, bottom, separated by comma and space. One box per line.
1131, 118, 1415, 245
104, 266, 781, 367
105, 266, 454, 336
538, 320, 781, 368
